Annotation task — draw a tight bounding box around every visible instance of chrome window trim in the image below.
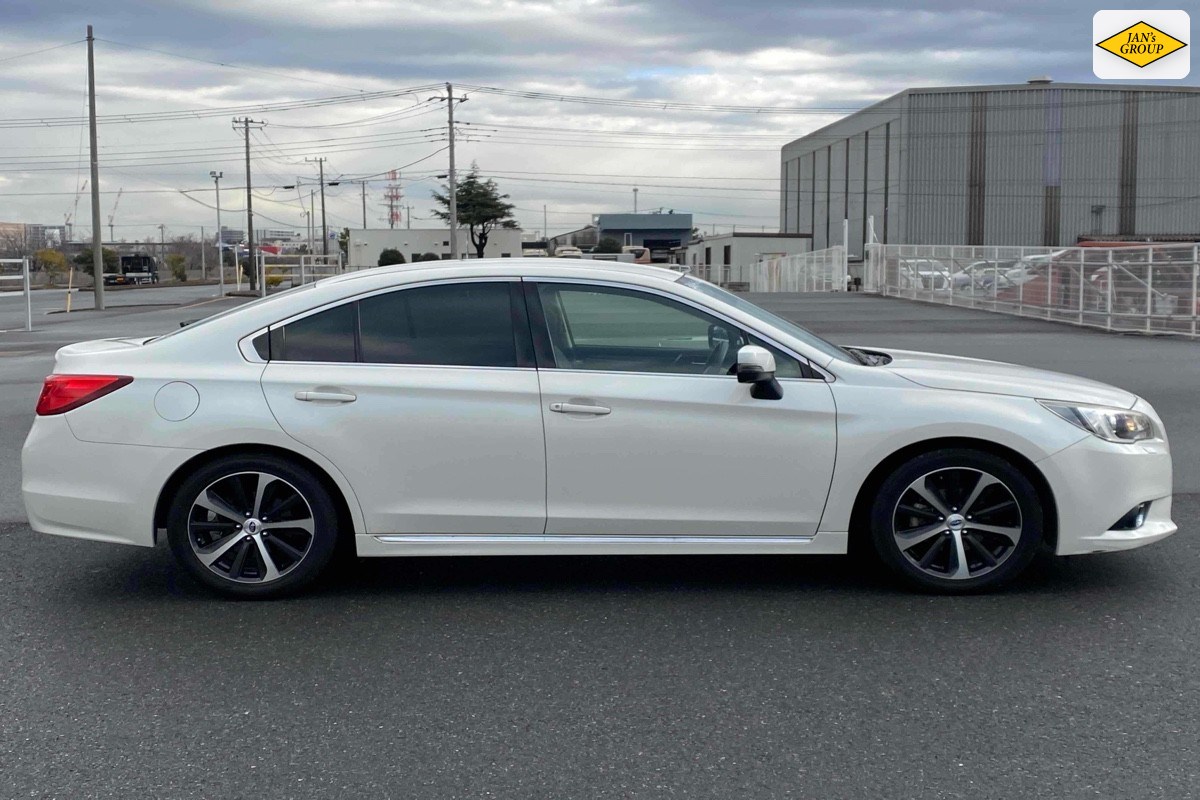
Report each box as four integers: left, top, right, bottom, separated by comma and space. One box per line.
523, 276, 833, 382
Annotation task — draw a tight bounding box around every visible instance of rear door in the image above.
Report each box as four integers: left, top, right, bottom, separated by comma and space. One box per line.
259, 279, 547, 535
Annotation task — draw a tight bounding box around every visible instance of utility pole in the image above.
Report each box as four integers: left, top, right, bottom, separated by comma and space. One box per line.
543, 205, 548, 243
158, 224, 166, 267
633, 187, 638, 213
309, 190, 315, 253
86, 25, 105, 310
233, 117, 264, 292
210, 170, 224, 296
200, 225, 206, 280
406, 205, 411, 230
446, 83, 459, 259
361, 181, 367, 229
306, 157, 328, 256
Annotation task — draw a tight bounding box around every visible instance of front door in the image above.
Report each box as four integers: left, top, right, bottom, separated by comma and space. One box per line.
529, 281, 837, 538
260, 279, 546, 535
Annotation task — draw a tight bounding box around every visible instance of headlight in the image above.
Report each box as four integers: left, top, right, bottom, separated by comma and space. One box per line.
1039, 401, 1155, 443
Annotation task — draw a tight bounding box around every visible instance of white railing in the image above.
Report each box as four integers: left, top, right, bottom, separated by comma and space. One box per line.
256, 253, 346, 296
865, 242, 1200, 338
0, 258, 32, 331
748, 246, 847, 292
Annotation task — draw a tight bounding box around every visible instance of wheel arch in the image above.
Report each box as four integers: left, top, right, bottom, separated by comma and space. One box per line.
153, 444, 360, 544
847, 437, 1058, 554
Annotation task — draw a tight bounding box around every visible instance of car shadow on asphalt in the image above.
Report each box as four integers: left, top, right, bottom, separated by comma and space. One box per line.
58, 542, 1167, 606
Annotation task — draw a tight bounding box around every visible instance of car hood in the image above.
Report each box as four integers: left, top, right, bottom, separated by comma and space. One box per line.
869, 348, 1138, 408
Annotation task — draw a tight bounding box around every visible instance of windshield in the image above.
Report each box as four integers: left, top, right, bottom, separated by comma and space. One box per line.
678, 276, 856, 364
150, 283, 316, 342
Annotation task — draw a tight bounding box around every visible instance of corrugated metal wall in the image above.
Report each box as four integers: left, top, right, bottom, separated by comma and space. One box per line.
781, 85, 1200, 248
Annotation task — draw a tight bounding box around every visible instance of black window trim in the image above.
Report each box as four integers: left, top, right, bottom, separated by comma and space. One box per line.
248, 277, 536, 370
521, 277, 825, 381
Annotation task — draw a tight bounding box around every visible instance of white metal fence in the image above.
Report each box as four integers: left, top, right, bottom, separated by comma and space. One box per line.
748, 246, 848, 293
256, 253, 346, 296
865, 242, 1200, 337
0, 258, 32, 331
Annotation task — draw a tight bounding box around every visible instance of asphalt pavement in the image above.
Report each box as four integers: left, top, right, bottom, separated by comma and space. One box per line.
1, 288, 1198, 798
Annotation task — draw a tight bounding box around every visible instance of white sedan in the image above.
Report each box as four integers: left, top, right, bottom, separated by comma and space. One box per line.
22, 260, 1175, 597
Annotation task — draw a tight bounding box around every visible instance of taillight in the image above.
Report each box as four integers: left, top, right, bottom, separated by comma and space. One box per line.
36, 374, 133, 416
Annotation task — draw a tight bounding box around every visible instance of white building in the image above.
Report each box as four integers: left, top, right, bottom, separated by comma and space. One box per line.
676, 232, 811, 285
347, 228, 524, 267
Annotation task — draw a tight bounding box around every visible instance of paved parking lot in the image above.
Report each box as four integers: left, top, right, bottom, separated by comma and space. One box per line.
1, 288, 1198, 798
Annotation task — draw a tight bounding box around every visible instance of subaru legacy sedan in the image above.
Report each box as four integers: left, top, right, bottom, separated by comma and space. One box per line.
22, 260, 1175, 598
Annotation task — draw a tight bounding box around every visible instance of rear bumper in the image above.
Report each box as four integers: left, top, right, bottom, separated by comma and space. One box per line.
1037, 432, 1176, 556
21, 415, 197, 547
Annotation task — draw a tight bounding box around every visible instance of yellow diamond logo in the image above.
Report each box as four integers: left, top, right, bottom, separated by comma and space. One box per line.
1096, 21, 1188, 68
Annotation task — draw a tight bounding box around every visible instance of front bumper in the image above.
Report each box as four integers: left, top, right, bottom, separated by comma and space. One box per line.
1037, 427, 1176, 556
21, 415, 198, 547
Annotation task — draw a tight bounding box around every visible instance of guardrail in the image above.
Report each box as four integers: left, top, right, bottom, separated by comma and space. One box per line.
865, 242, 1200, 338
0, 258, 32, 331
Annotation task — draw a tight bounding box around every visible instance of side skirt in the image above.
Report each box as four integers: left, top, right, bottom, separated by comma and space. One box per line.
355, 532, 849, 557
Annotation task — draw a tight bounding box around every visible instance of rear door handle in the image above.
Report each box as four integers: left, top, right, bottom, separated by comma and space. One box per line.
550, 402, 611, 416
295, 390, 357, 403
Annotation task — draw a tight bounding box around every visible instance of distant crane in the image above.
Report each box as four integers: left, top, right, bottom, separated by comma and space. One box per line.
107, 188, 124, 242
64, 179, 88, 242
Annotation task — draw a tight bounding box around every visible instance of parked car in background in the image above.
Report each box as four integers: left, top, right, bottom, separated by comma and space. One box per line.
950, 260, 1018, 293
554, 246, 584, 258
23, 260, 1175, 599
622, 245, 652, 264
898, 258, 952, 290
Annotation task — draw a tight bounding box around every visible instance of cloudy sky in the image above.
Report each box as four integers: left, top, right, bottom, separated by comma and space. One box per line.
0, 0, 1194, 245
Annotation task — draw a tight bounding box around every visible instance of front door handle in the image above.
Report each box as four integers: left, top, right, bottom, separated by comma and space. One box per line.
295, 390, 357, 403
550, 402, 611, 416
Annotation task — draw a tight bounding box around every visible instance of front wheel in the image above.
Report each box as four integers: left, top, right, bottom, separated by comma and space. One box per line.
166, 455, 339, 598
869, 449, 1044, 593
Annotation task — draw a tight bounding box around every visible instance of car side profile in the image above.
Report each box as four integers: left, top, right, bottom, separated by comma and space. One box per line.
22, 260, 1176, 598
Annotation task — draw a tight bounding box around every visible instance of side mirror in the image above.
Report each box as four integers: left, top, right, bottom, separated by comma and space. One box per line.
736, 345, 783, 400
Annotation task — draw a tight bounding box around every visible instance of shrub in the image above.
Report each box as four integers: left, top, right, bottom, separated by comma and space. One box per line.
166, 254, 188, 282
378, 248, 406, 266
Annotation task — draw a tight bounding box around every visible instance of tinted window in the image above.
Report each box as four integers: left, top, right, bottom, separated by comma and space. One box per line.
270, 302, 357, 362
537, 283, 805, 377
359, 282, 517, 367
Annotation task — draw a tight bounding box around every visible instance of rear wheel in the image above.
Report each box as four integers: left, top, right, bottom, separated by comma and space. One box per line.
166, 455, 339, 598
869, 449, 1044, 592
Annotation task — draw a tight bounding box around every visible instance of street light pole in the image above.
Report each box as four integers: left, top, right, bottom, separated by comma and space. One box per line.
210, 170, 224, 296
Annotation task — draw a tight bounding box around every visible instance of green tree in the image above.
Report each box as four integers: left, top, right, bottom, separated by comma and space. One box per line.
34, 248, 68, 286
594, 237, 622, 254
431, 165, 519, 258
166, 253, 188, 282
337, 227, 351, 257
73, 247, 119, 273
413, 252, 441, 263
378, 248, 406, 266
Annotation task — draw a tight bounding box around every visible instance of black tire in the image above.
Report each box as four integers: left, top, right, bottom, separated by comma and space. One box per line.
167, 455, 339, 599
869, 448, 1044, 593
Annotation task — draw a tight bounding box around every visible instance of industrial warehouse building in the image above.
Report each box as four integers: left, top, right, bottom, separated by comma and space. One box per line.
779, 81, 1200, 256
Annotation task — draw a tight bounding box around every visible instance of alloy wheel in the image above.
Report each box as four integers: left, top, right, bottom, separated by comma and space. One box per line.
187, 471, 316, 584
891, 467, 1023, 581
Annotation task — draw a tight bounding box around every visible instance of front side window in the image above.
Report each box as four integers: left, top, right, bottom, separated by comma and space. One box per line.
536, 283, 805, 377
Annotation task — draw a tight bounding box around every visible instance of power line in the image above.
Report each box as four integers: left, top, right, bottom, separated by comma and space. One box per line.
95, 38, 374, 93
0, 39, 84, 65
